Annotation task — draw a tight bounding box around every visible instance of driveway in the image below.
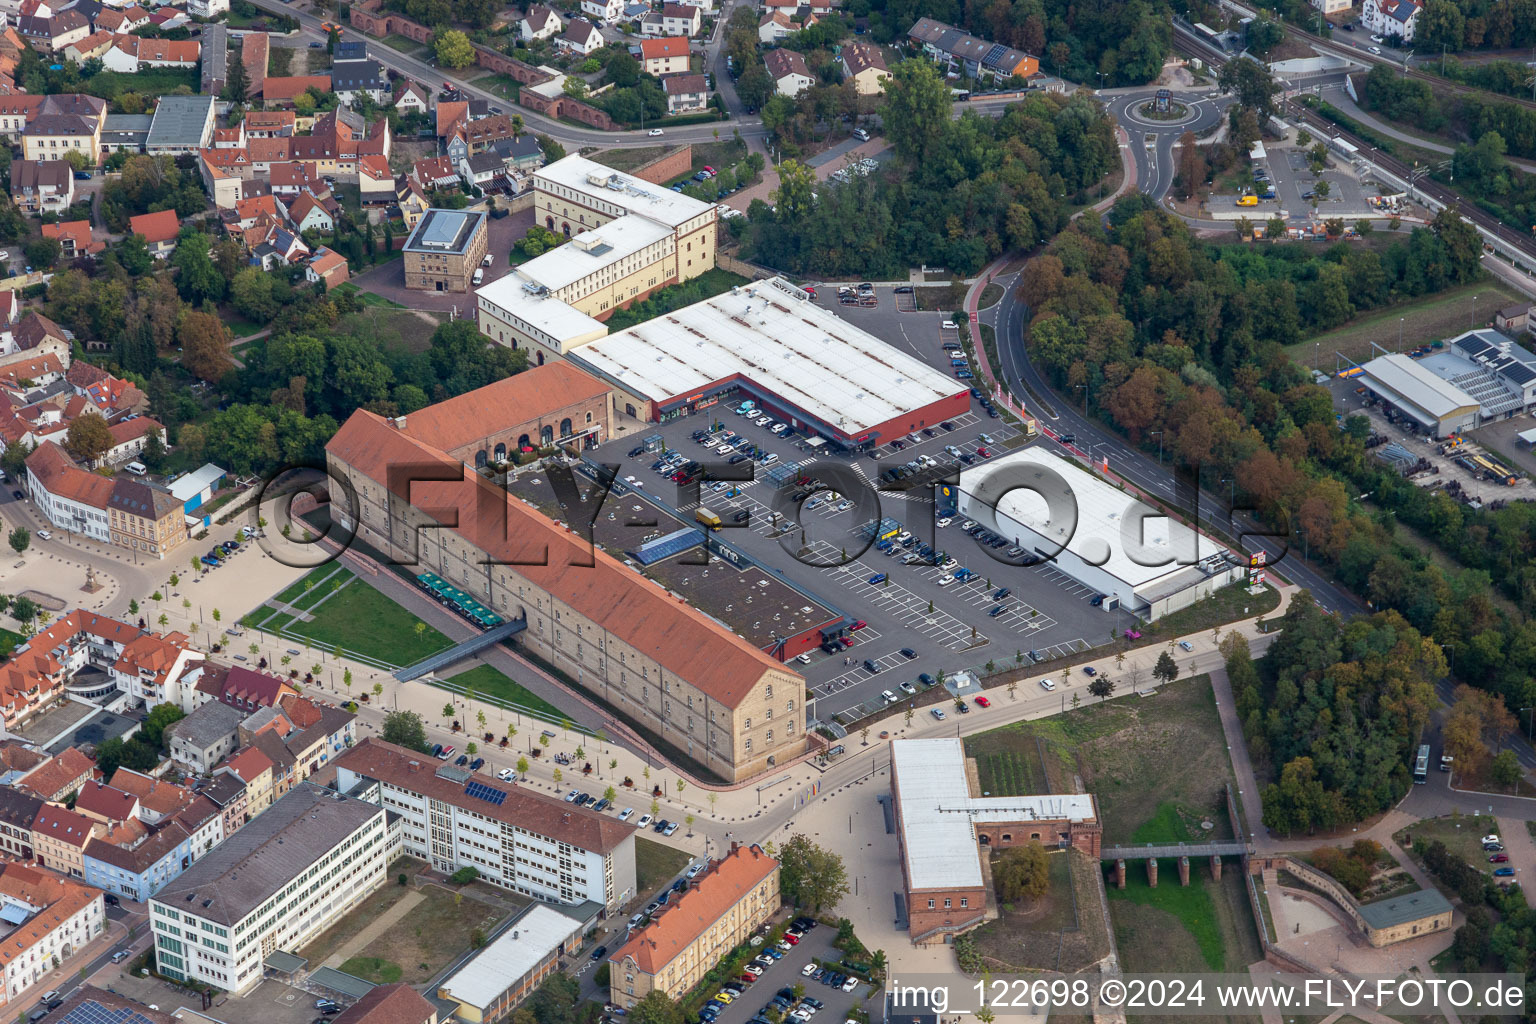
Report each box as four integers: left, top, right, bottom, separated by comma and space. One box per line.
347, 206, 534, 310
725, 140, 894, 213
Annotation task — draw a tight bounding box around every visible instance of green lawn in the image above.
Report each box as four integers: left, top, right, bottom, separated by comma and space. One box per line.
1107, 869, 1260, 974
336, 283, 406, 308
273, 564, 355, 607
339, 956, 402, 984
0, 627, 25, 660
87, 68, 199, 101
444, 664, 569, 722
283, 581, 452, 666
635, 837, 691, 896
1396, 814, 1502, 882
380, 34, 428, 55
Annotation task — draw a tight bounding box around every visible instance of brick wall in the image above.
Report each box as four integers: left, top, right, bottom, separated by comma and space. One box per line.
517, 90, 618, 130
630, 144, 692, 184
470, 43, 547, 83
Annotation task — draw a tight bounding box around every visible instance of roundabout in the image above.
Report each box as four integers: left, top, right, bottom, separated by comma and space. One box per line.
1103, 89, 1232, 201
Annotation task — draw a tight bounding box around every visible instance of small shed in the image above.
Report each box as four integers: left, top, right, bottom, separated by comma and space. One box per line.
168, 463, 227, 513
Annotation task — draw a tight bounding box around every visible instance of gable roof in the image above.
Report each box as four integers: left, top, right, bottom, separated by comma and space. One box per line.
840, 40, 887, 76
610, 844, 777, 974
562, 16, 599, 42
763, 47, 809, 80
128, 208, 179, 244
436, 100, 468, 138
663, 72, 707, 95
331, 983, 436, 1024
16, 746, 94, 800
326, 412, 795, 709
32, 803, 97, 850
262, 75, 330, 101
393, 363, 608, 454
74, 780, 140, 822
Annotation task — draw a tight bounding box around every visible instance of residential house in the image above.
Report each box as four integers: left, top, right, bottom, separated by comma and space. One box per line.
306, 247, 350, 291
243, 110, 296, 138
0, 790, 43, 859
268, 160, 324, 198
639, 35, 690, 75
165, 701, 244, 775
358, 153, 394, 203
758, 11, 791, 43
763, 47, 813, 96
62, 29, 114, 62
102, 417, 165, 467
215, 746, 275, 817
101, 34, 199, 72
519, 3, 561, 40
93, 4, 149, 31
392, 79, 430, 115
493, 133, 545, 174
262, 75, 332, 109
15, 747, 95, 802
187, 0, 229, 18
1362, 0, 1420, 40
906, 17, 1039, 81
212, 122, 247, 149
838, 40, 889, 95
188, 664, 297, 715
641, 3, 699, 35
436, 99, 469, 142
31, 804, 99, 877
287, 191, 333, 233
10, 159, 74, 214
20, 93, 105, 162
334, 39, 367, 61
15, 10, 88, 51
199, 147, 255, 209
458, 151, 506, 190
331, 59, 388, 104
581, 0, 622, 20
200, 771, 248, 837
557, 16, 602, 54
0, 94, 45, 141
99, 112, 151, 153
128, 209, 180, 258
413, 155, 460, 191
395, 175, 430, 228
662, 73, 709, 114
248, 225, 310, 270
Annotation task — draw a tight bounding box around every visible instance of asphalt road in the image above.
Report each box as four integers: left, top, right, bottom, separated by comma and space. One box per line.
1100, 89, 1230, 201
984, 268, 1365, 617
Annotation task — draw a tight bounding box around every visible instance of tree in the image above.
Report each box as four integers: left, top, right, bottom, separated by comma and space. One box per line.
881, 59, 950, 165
1087, 676, 1116, 700
25, 236, 61, 270
1430, 208, 1483, 284
223, 55, 250, 103
993, 842, 1050, 903
627, 991, 683, 1024
435, 29, 475, 69
772, 159, 817, 221
1490, 749, 1522, 790
1175, 130, 1204, 200
517, 756, 529, 774
1218, 55, 1279, 116
7, 527, 27, 556
140, 702, 187, 749
382, 710, 430, 752
1245, 16, 1285, 56
178, 312, 233, 383
64, 414, 114, 464
1152, 650, 1179, 685
173, 233, 224, 304
778, 834, 849, 914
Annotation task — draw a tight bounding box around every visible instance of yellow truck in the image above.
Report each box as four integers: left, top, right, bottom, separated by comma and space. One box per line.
695, 508, 722, 530
1236, 194, 1258, 207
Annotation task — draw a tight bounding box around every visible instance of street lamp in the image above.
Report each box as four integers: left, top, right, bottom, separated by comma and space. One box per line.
1149, 430, 1164, 463
1440, 643, 1454, 676
1521, 707, 1535, 743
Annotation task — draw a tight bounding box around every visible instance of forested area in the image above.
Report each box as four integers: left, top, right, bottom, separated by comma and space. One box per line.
1019, 198, 1536, 793
1406, 0, 1536, 52
1223, 599, 1436, 834
738, 61, 1117, 276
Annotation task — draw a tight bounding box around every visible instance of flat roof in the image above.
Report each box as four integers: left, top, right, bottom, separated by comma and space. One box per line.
169, 463, 225, 500
439, 905, 582, 1010
477, 281, 607, 346
1360, 353, 1481, 420
404, 208, 486, 256
145, 94, 214, 148
890, 738, 1095, 891
515, 214, 675, 293
535, 154, 712, 230
568, 277, 965, 438
960, 447, 1227, 590
150, 783, 382, 925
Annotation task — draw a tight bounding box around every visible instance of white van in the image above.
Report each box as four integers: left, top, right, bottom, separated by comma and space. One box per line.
852, 127, 869, 141
472, 268, 485, 285
125, 462, 147, 476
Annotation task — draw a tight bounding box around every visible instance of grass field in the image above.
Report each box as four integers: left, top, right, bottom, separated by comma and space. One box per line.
339, 956, 402, 984
282, 579, 452, 666
914, 283, 967, 311
443, 664, 569, 722
1140, 583, 1280, 643
380, 34, 428, 55
1107, 868, 1263, 1005
968, 850, 1113, 972
346, 885, 505, 985
964, 675, 1235, 845
297, 857, 425, 966
1396, 813, 1502, 882
246, 565, 354, 623
635, 837, 690, 897
1285, 281, 1517, 369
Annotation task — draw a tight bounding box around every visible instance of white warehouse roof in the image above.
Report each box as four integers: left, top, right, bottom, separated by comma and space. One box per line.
438, 905, 582, 1010
509, 215, 674, 294
567, 277, 965, 436
1360, 353, 1481, 420
959, 447, 1225, 590
890, 738, 1096, 892
168, 463, 225, 501
535, 154, 713, 230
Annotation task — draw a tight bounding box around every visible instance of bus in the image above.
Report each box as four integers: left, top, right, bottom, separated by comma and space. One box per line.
1337, 366, 1365, 379
1414, 743, 1430, 784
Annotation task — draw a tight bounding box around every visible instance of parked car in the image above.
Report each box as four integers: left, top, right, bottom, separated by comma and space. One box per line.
1039, 678, 1056, 691
1494, 867, 1515, 876
635, 814, 653, 828
1490, 854, 1510, 863
930, 708, 946, 720
975, 695, 991, 708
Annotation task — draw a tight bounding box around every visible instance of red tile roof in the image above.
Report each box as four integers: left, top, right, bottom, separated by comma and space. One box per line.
74, 780, 139, 823
32, 803, 97, 850
611, 844, 778, 974
262, 75, 330, 101
16, 746, 94, 800
639, 36, 689, 59
128, 209, 178, 245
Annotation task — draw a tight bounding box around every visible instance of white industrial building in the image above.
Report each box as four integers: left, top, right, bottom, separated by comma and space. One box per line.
436, 904, 587, 1022
1356, 329, 1536, 438
956, 448, 1243, 622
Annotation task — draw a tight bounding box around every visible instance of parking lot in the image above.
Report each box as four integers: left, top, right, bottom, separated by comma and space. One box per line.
698, 922, 874, 1024
578, 288, 1129, 723
1271, 145, 1369, 222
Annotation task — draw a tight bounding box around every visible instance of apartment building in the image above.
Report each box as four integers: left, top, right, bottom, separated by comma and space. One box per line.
0, 790, 43, 860
608, 844, 779, 1008
26, 443, 188, 560
20, 93, 105, 162
330, 738, 637, 913
149, 784, 388, 994
0, 864, 104, 1008
30, 805, 99, 878
6, 609, 205, 712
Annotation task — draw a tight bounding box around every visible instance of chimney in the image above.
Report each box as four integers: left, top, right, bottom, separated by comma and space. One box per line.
392, 415, 407, 430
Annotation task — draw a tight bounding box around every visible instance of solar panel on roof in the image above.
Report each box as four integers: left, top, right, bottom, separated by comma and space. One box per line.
982, 42, 1008, 67
633, 528, 704, 565
62, 1002, 158, 1024
1501, 362, 1536, 386
464, 781, 508, 805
